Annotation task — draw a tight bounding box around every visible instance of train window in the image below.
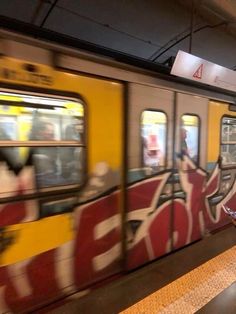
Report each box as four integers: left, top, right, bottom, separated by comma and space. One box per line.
141, 110, 167, 171
0, 91, 85, 191
181, 115, 199, 163
221, 117, 236, 166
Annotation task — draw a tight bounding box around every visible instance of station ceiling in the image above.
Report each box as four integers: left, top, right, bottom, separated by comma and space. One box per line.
1, 0, 236, 70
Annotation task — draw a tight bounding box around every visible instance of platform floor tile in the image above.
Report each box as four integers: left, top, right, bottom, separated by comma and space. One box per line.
121, 245, 236, 314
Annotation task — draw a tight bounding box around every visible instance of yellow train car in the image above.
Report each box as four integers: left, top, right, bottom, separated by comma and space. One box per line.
0, 34, 236, 313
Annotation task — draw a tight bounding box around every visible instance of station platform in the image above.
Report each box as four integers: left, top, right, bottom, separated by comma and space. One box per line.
40, 224, 236, 314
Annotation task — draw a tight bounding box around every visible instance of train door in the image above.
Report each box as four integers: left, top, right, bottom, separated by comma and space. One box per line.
173, 93, 208, 248
125, 85, 227, 270
126, 83, 174, 270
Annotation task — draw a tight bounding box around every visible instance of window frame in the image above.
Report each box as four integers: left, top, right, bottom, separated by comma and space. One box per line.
220, 115, 236, 168
0, 87, 87, 201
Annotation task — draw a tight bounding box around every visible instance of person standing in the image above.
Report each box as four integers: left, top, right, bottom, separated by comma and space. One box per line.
180, 127, 189, 156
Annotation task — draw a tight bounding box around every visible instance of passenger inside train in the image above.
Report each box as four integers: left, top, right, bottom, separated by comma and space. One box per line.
29, 119, 59, 187
180, 127, 189, 156
61, 120, 83, 180
180, 115, 199, 163
33, 122, 83, 188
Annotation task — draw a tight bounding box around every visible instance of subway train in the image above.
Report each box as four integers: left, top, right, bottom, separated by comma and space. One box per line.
0, 30, 236, 313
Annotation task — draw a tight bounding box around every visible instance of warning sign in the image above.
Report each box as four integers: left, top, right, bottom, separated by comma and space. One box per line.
171, 51, 236, 93
193, 64, 203, 79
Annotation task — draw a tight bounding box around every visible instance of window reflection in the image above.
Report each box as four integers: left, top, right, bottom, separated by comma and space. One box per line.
0, 99, 84, 143
181, 115, 199, 163
141, 111, 167, 170
63, 118, 83, 141
0, 92, 85, 191
33, 147, 84, 188
221, 117, 236, 166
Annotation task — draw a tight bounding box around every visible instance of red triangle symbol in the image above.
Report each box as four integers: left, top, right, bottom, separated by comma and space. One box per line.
193, 64, 203, 79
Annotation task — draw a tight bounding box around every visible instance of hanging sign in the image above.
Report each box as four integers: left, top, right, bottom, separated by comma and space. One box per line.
171, 50, 236, 92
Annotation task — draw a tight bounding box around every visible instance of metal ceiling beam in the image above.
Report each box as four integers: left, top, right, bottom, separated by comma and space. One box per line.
40, 0, 58, 28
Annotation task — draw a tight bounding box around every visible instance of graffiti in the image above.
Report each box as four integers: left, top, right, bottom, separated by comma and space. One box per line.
126, 172, 171, 269
74, 192, 121, 289
0, 155, 234, 313
126, 155, 227, 268
0, 165, 38, 229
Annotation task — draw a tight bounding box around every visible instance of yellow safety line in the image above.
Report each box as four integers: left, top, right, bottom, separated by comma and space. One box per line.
121, 245, 236, 314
